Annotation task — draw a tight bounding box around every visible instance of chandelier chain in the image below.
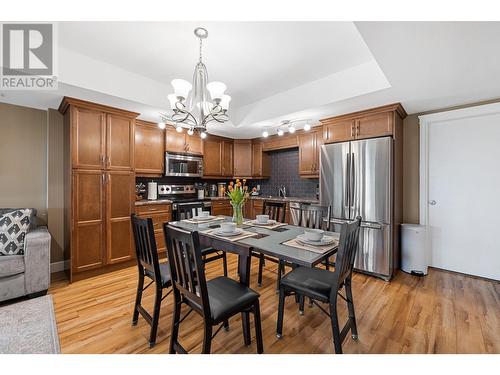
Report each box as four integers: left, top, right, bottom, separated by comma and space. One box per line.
199, 37, 203, 63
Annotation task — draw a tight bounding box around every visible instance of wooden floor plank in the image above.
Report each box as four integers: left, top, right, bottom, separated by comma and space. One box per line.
48, 254, 500, 354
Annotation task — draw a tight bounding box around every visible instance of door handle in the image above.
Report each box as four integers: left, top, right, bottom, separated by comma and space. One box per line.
429, 200, 437, 206
350, 153, 355, 212
345, 153, 350, 204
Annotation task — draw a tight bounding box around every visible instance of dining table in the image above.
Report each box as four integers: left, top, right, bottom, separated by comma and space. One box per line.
168, 215, 340, 346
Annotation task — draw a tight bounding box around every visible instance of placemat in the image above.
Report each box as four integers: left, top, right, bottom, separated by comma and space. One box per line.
182, 216, 225, 224
281, 238, 339, 254
204, 228, 258, 242
243, 220, 288, 230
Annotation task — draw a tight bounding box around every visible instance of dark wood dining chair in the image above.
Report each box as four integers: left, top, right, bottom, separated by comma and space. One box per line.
276, 217, 362, 354
177, 202, 228, 277
163, 223, 264, 354
131, 214, 172, 348
256, 200, 287, 290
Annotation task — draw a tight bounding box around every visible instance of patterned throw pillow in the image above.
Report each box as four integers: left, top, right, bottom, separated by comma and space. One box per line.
0, 209, 32, 256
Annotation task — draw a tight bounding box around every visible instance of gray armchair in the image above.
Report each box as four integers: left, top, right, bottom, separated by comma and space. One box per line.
0, 210, 51, 303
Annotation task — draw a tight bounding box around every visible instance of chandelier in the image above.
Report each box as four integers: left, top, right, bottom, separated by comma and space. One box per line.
159, 27, 230, 138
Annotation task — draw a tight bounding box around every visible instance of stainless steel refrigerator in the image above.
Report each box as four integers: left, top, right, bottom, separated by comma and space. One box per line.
320, 137, 393, 280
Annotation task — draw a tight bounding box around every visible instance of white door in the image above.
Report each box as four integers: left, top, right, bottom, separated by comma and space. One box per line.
424, 106, 500, 280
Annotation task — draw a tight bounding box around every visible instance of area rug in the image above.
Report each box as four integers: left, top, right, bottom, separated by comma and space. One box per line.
0, 295, 60, 354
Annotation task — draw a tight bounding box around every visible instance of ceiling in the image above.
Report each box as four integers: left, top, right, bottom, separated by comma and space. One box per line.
1, 21, 500, 138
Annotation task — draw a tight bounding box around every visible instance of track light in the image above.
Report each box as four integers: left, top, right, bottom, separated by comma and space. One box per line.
187, 128, 194, 136
277, 129, 284, 136
288, 125, 296, 134
262, 130, 269, 138
200, 131, 207, 139
304, 123, 311, 131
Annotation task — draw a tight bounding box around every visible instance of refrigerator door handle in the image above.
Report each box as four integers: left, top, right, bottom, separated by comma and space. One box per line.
350, 152, 355, 215
344, 152, 350, 211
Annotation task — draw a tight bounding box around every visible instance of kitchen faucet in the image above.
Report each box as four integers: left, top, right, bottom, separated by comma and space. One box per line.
278, 185, 287, 198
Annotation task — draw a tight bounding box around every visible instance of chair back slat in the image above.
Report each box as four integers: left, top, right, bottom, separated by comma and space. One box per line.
330, 216, 361, 296
296, 204, 331, 230
164, 224, 210, 315
131, 214, 161, 280
263, 201, 287, 223
177, 202, 205, 220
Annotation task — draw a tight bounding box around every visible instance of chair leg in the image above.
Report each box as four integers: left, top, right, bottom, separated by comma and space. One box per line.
325, 257, 330, 270
299, 295, 305, 315
202, 323, 213, 354
253, 300, 264, 354
223, 319, 230, 331
222, 251, 228, 277
241, 312, 251, 345
132, 271, 144, 325
257, 253, 264, 287
329, 298, 343, 354
149, 285, 163, 348
169, 293, 182, 354
276, 286, 286, 339
345, 279, 358, 339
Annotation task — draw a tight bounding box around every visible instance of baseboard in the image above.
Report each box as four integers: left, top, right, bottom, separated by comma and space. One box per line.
50, 260, 69, 273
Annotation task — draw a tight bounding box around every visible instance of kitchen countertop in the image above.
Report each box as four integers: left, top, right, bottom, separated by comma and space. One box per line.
135, 196, 319, 206
135, 198, 173, 206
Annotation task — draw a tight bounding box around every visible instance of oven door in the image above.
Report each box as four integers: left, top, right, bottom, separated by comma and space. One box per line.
165, 153, 203, 177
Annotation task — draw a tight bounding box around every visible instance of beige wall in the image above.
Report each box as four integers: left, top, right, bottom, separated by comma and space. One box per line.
47, 109, 65, 263
0, 102, 48, 223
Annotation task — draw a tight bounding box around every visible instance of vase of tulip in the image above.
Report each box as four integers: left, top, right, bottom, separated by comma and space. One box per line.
227, 178, 250, 226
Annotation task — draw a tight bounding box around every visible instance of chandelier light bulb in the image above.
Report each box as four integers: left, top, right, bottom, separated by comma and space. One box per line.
304, 123, 311, 131
288, 125, 296, 134
171, 79, 192, 100
262, 130, 269, 138
220, 94, 231, 110
277, 129, 284, 136
200, 131, 207, 139
187, 128, 194, 136
207, 81, 227, 101
167, 94, 178, 110
176, 125, 183, 133
158, 121, 166, 129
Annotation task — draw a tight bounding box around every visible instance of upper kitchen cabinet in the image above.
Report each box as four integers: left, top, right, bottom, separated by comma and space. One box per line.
262, 134, 298, 151
233, 140, 253, 177
203, 136, 233, 178
134, 120, 165, 177
321, 103, 407, 144
60, 97, 138, 171
298, 129, 321, 178
165, 127, 204, 155
251, 141, 270, 178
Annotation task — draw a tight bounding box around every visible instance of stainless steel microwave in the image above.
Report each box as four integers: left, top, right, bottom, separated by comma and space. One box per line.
165, 152, 203, 177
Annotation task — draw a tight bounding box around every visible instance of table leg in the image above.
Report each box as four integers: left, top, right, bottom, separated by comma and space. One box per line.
238, 252, 252, 345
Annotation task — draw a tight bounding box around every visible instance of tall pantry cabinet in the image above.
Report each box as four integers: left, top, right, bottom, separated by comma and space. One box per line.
59, 97, 138, 282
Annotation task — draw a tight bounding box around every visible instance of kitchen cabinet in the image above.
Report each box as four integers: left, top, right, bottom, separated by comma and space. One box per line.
135, 203, 172, 256
262, 134, 298, 151
233, 140, 252, 177
203, 136, 233, 178
298, 130, 320, 178
250, 199, 264, 219
211, 200, 232, 216
321, 103, 404, 144
60, 97, 139, 282
106, 171, 135, 265
135, 120, 164, 176
251, 141, 270, 178
165, 127, 204, 155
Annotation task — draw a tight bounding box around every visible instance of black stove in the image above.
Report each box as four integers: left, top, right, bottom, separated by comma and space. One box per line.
158, 184, 211, 220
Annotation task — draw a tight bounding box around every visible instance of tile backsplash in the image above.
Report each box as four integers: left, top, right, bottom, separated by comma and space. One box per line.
258, 148, 318, 198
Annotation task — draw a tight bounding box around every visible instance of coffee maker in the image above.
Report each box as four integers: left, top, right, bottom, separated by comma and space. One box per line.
209, 184, 218, 197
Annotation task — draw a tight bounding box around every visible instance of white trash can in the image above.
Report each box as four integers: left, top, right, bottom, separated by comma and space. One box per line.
401, 224, 428, 276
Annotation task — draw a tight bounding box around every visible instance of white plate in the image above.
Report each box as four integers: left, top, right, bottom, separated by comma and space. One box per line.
296, 234, 337, 246
251, 219, 277, 226
213, 228, 244, 237
191, 215, 216, 221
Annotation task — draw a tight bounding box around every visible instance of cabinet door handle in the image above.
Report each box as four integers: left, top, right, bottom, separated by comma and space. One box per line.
351, 124, 354, 138
356, 123, 360, 136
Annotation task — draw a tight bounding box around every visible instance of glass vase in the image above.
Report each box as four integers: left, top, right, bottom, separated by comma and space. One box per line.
231, 201, 244, 226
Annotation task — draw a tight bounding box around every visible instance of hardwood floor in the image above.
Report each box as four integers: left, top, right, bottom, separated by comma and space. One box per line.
49, 254, 500, 354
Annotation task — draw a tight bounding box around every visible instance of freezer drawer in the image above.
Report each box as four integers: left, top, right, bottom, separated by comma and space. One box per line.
328, 220, 391, 280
